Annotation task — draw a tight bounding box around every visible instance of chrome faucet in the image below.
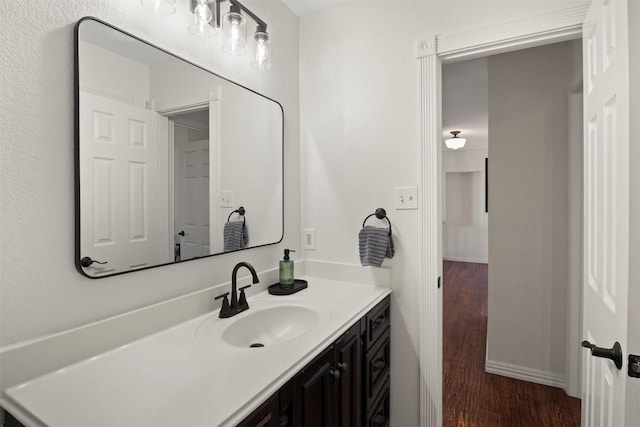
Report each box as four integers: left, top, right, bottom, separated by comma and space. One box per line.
215, 262, 260, 318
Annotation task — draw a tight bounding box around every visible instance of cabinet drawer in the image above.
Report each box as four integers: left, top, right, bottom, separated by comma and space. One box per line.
365, 296, 390, 350
364, 327, 390, 408
366, 377, 390, 427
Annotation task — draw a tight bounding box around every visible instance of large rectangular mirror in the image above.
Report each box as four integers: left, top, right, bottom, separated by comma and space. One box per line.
75, 17, 283, 278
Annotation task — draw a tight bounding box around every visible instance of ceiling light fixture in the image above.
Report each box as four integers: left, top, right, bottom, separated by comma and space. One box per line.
445, 131, 467, 150
141, 0, 176, 15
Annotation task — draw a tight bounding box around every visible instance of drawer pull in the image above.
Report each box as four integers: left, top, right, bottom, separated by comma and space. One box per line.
329, 369, 341, 380
372, 358, 386, 372
372, 315, 385, 327
372, 413, 386, 426
337, 362, 348, 371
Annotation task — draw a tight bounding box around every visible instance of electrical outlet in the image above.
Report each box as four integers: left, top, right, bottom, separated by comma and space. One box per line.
395, 187, 418, 210
220, 191, 233, 208
303, 228, 316, 250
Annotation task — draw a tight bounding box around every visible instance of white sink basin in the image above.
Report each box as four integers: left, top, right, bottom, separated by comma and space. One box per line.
194, 300, 330, 348
222, 305, 319, 348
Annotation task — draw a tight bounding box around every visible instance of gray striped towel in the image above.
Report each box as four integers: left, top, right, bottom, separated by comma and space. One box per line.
224, 220, 249, 252
359, 225, 394, 267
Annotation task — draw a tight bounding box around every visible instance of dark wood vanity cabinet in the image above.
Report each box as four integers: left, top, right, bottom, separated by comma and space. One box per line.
292, 320, 363, 427
237, 391, 281, 427
239, 295, 390, 427
362, 296, 391, 427
3, 298, 390, 427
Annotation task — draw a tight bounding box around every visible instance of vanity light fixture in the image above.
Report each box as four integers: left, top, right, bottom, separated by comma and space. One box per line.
189, 0, 217, 38
251, 24, 271, 70
183, 0, 271, 70
222, 3, 247, 55
141, 0, 176, 15
445, 130, 467, 150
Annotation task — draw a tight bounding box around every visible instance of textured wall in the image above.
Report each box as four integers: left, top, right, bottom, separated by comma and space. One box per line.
0, 0, 300, 347
298, 1, 588, 425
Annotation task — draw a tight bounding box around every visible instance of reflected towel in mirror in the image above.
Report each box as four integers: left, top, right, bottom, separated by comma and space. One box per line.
358, 226, 394, 267
224, 221, 249, 252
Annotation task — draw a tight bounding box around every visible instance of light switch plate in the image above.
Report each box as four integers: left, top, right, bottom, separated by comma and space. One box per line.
220, 191, 233, 208
395, 187, 418, 210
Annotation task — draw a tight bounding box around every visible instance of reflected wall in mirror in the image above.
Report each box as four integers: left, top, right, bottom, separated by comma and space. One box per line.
75, 17, 283, 278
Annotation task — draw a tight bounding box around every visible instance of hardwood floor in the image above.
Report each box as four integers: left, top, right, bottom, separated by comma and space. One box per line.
443, 261, 581, 427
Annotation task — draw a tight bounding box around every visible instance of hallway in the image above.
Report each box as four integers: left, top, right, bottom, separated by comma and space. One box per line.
443, 261, 581, 426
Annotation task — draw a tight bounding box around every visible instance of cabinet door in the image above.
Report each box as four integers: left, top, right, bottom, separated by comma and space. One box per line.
293, 346, 336, 427
335, 322, 362, 427
237, 392, 280, 427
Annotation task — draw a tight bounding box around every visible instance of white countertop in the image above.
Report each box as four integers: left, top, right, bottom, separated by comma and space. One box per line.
5, 276, 390, 427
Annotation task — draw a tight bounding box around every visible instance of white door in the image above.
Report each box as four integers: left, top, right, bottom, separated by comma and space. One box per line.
174, 129, 210, 260
80, 92, 162, 275
581, 0, 630, 425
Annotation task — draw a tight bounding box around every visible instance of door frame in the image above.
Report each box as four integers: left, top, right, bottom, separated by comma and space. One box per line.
156, 89, 221, 260
417, 5, 589, 424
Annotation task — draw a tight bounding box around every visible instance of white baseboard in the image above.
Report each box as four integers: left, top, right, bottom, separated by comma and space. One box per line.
485, 359, 565, 389
443, 256, 488, 264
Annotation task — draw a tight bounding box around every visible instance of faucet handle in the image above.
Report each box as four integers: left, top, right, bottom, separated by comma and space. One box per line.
215, 292, 230, 300
238, 285, 251, 308
215, 292, 231, 318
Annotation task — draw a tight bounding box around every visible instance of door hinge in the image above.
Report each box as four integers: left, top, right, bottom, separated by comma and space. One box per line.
629, 355, 640, 378
437, 276, 441, 289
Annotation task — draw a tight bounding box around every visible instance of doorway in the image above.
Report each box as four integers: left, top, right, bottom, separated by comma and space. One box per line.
439, 40, 583, 425
170, 109, 211, 262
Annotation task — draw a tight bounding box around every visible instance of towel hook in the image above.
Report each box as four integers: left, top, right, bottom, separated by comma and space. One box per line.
362, 208, 392, 235
227, 206, 246, 224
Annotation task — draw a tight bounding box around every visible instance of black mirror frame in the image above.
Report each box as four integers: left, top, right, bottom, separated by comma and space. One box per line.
74, 17, 284, 279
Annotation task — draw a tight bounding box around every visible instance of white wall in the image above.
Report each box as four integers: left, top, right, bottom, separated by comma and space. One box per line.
149, 59, 284, 252
217, 83, 283, 248
486, 40, 581, 384
0, 0, 299, 347
79, 42, 150, 102
299, 1, 589, 424
443, 149, 488, 263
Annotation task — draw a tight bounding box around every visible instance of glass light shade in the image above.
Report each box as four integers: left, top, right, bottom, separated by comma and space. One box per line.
251, 31, 271, 70
445, 137, 467, 150
222, 11, 247, 56
141, 0, 176, 15
189, 0, 217, 38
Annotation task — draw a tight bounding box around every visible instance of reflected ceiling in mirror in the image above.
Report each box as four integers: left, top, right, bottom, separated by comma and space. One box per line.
75, 17, 283, 278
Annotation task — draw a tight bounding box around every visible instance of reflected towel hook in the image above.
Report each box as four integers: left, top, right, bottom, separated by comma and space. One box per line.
80, 257, 108, 268
362, 208, 392, 236
227, 206, 246, 224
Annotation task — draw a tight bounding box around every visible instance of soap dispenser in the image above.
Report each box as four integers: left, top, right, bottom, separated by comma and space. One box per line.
279, 249, 295, 289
